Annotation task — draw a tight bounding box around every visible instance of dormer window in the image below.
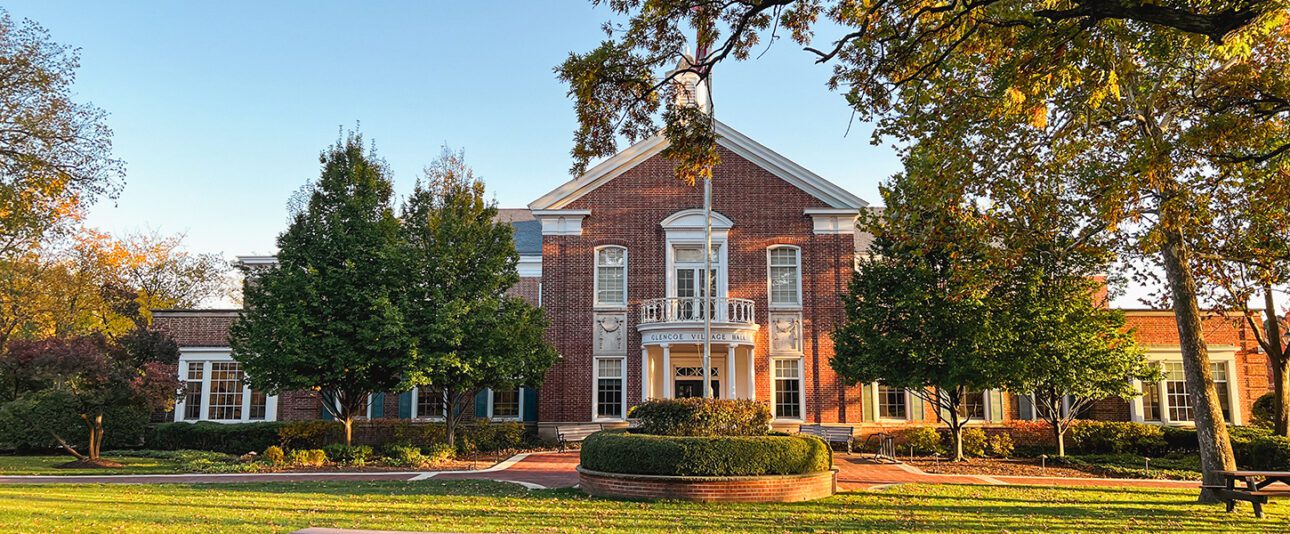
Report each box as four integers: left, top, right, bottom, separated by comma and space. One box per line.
595, 246, 627, 308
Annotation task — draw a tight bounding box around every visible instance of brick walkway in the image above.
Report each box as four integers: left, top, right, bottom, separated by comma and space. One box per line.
0, 451, 1200, 492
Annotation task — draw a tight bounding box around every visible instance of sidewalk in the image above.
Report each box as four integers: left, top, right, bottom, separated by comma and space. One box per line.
0, 451, 1200, 492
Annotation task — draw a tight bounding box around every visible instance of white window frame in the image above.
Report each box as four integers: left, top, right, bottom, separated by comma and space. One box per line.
769, 357, 806, 422
1130, 347, 1242, 426
486, 387, 524, 422
174, 348, 278, 423
592, 356, 628, 421
409, 387, 447, 421
766, 245, 803, 309
594, 245, 628, 309
667, 241, 727, 299
872, 383, 912, 422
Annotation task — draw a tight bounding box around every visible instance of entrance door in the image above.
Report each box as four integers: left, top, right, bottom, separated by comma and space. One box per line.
674, 245, 719, 320
675, 380, 720, 399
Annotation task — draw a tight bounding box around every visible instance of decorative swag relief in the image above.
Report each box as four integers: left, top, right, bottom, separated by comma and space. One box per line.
594, 312, 627, 355
769, 312, 803, 355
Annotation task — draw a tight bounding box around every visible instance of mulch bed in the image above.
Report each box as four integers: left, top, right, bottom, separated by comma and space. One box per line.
56, 459, 125, 469
906, 457, 1099, 478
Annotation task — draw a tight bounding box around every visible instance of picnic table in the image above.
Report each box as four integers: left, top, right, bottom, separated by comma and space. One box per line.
1207, 470, 1290, 518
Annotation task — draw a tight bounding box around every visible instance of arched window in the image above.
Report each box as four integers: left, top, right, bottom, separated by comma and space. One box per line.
594, 246, 627, 307
767, 246, 801, 307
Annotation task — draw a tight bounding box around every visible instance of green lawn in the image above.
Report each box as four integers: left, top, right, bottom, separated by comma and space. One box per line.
0, 455, 184, 476
0, 480, 1282, 533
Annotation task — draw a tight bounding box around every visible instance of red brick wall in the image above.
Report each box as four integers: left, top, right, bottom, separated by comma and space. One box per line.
153, 311, 238, 346
538, 147, 863, 424
507, 277, 541, 306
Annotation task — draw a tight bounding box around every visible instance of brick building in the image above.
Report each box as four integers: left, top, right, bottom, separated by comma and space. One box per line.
154, 112, 1272, 438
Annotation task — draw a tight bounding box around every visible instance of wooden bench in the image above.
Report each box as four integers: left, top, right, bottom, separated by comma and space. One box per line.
1208, 470, 1290, 518
798, 424, 855, 454
556, 423, 604, 452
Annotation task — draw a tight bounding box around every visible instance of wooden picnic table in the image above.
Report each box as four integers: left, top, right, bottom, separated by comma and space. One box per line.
1207, 470, 1290, 518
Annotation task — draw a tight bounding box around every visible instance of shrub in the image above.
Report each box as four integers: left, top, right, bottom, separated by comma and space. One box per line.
1237, 433, 1290, 471
322, 444, 374, 464
900, 427, 943, 455
1252, 392, 1276, 428
580, 431, 830, 476
107, 449, 259, 473
1067, 421, 1166, 455
961, 428, 988, 457
263, 445, 285, 466
0, 394, 150, 452
1161, 425, 1198, 452
383, 444, 431, 468
1003, 420, 1055, 455
145, 421, 283, 454
389, 422, 447, 449
424, 443, 455, 464
628, 398, 771, 437
278, 420, 344, 449
988, 432, 1015, 458
460, 421, 526, 453
286, 448, 327, 467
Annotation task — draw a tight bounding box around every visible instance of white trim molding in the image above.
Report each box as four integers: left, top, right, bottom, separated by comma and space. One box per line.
175, 348, 278, 423
1129, 344, 1242, 426
528, 119, 869, 210
531, 209, 591, 236
517, 255, 542, 278
804, 208, 860, 235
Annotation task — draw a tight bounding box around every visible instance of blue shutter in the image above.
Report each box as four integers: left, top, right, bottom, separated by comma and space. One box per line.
522, 387, 538, 422
1017, 394, 1034, 420
398, 391, 412, 419
474, 390, 489, 418
320, 392, 334, 420
370, 392, 385, 418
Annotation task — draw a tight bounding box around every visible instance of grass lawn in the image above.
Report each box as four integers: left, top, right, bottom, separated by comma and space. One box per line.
0, 480, 1283, 533
0, 455, 185, 476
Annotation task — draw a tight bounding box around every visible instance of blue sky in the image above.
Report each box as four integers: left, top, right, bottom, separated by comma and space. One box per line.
11, 1, 899, 259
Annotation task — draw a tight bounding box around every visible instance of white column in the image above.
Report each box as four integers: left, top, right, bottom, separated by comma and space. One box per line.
746, 348, 756, 401
641, 346, 650, 401
662, 344, 672, 399
726, 345, 737, 399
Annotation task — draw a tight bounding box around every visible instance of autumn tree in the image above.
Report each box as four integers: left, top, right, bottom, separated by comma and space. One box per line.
230, 132, 415, 446
397, 149, 558, 448
0, 8, 123, 258
560, 0, 1290, 498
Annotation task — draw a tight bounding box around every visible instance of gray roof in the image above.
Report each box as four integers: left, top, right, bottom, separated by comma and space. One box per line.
497, 208, 542, 255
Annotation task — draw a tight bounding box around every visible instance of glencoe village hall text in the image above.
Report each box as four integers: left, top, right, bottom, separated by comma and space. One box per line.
156, 119, 1270, 441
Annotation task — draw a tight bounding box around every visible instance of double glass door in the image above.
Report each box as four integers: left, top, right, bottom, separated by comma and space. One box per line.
674, 245, 720, 320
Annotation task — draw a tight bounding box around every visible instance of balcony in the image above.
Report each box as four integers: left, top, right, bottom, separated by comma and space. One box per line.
638, 297, 756, 325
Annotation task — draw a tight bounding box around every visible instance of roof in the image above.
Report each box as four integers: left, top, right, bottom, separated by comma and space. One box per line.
529, 119, 869, 210
496, 208, 541, 255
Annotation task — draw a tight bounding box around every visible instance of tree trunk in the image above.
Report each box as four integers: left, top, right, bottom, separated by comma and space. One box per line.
1160, 228, 1236, 502
951, 426, 965, 461
1051, 420, 1067, 458
50, 431, 88, 462
445, 390, 458, 449
342, 417, 354, 447
1264, 289, 1289, 438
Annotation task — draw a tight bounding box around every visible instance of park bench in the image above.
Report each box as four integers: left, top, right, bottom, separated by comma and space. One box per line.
798, 424, 855, 454
556, 423, 604, 452
1206, 470, 1290, 518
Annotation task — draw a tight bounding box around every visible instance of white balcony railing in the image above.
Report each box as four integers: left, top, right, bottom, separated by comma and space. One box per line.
638, 297, 756, 325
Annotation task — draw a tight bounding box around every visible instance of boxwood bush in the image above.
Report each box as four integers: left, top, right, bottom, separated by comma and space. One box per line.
145, 421, 284, 454
580, 430, 831, 476
628, 398, 771, 437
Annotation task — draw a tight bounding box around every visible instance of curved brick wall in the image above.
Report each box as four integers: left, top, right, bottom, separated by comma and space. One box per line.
577, 466, 837, 502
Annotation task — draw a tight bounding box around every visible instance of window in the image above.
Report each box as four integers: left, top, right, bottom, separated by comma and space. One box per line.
958, 391, 986, 420
595, 247, 627, 307
596, 358, 625, 419
768, 246, 801, 307
183, 362, 204, 420
1143, 360, 1233, 423
490, 388, 521, 420
415, 388, 446, 419
176, 356, 276, 423
773, 359, 802, 420
207, 362, 245, 420
878, 385, 907, 419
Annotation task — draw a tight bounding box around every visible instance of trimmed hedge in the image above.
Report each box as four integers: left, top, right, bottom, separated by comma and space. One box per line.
145, 421, 284, 454
580, 431, 831, 476
628, 398, 771, 437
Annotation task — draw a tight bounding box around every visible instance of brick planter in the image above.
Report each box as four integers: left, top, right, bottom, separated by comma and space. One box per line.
577, 466, 838, 502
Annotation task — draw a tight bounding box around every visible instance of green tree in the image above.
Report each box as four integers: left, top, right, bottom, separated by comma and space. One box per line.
230, 132, 414, 446
560, 0, 1290, 499
397, 149, 557, 448
832, 173, 1006, 462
